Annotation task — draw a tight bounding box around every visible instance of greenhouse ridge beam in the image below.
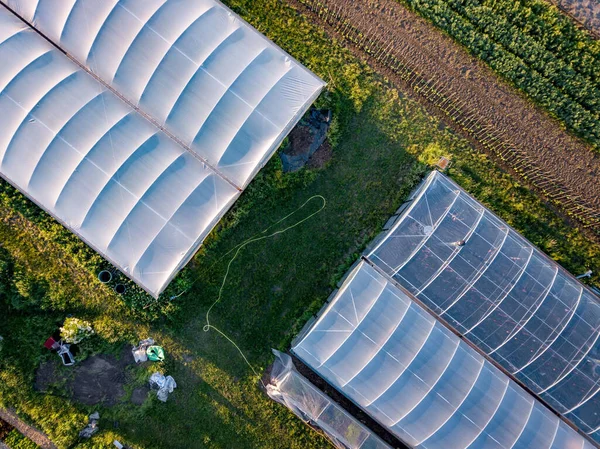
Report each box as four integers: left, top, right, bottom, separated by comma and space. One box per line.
0, 2, 241, 191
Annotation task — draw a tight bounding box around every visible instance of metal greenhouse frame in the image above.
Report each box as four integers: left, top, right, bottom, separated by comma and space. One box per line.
292, 171, 600, 448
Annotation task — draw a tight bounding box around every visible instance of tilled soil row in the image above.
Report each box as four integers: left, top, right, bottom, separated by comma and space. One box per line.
288, 0, 600, 235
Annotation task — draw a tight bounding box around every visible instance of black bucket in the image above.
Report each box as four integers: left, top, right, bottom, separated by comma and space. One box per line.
98, 270, 112, 283
114, 284, 126, 295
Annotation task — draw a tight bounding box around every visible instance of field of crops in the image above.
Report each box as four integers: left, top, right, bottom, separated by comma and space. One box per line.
403, 0, 600, 151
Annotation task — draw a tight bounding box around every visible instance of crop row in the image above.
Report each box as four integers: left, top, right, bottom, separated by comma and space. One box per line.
404, 0, 600, 151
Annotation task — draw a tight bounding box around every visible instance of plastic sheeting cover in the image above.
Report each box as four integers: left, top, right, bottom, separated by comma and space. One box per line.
267, 350, 392, 449
3, 0, 326, 189
368, 171, 600, 442
0, 9, 239, 297
0, 0, 324, 297
293, 261, 595, 449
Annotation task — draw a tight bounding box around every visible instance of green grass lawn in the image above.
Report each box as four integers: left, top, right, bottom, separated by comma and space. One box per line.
1, 1, 599, 448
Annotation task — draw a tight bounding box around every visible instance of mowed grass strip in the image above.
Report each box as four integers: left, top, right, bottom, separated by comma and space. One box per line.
0, 0, 599, 448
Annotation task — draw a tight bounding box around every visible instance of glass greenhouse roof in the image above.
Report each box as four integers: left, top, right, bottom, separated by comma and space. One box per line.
0, 1, 324, 297
293, 261, 595, 449
368, 171, 600, 442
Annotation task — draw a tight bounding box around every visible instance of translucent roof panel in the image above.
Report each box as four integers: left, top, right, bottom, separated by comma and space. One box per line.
3, 0, 326, 188
368, 171, 600, 442
267, 351, 392, 449
293, 261, 593, 449
0, 9, 240, 297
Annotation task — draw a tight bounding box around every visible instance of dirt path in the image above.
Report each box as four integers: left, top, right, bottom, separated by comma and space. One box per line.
0, 409, 57, 449
547, 0, 600, 38
288, 0, 600, 234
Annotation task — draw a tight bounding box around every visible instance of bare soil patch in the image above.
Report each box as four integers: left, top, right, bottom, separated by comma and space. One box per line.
130, 386, 150, 406
288, 0, 600, 231
307, 140, 333, 169
548, 0, 600, 38
35, 346, 134, 407
281, 109, 332, 171
0, 419, 13, 440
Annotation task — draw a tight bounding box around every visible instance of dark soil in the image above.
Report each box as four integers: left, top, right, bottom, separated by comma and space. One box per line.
287, 126, 314, 157
0, 419, 14, 440
288, 0, 600, 219
307, 140, 333, 169
35, 346, 134, 407
34, 360, 57, 394
281, 108, 332, 171
71, 355, 128, 406
130, 386, 150, 406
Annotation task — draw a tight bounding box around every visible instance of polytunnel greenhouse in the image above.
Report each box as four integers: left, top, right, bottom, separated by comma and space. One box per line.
293, 261, 595, 449
367, 171, 600, 443
0, 0, 324, 296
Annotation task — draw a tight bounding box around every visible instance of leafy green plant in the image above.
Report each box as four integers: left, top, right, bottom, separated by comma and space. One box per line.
401, 0, 600, 151
60, 318, 94, 344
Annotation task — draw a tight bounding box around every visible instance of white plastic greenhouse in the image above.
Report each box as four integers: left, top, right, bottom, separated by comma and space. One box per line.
368, 171, 600, 443
0, 0, 324, 297
293, 261, 595, 449
267, 350, 393, 449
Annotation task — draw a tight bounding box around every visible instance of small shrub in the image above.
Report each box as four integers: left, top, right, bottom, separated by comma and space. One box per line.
60, 318, 94, 344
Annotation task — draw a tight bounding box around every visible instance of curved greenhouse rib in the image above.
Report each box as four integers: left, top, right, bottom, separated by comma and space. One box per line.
26, 90, 106, 190
390, 339, 461, 426
128, 173, 224, 272
138, 6, 217, 105
512, 286, 584, 375
415, 357, 485, 445
441, 225, 510, 314
507, 399, 535, 449
52, 111, 131, 210
537, 326, 600, 394
415, 206, 485, 297
0, 45, 51, 95
163, 24, 241, 123
368, 172, 438, 257
564, 379, 600, 414
464, 245, 534, 337
0, 23, 26, 46
81, 1, 121, 65
316, 280, 387, 369
392, 190, 462, 275
57, 0, 85, 43
3, 69, 78, 164
103, 151, 188, 247
365, 314, 436, 407
105, 1, 171, 89
468, 377, 511, 445
489, 266, 559, 356
78, 132, 172, 229
213, 68, 293, 164
340, 298, 410, 388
